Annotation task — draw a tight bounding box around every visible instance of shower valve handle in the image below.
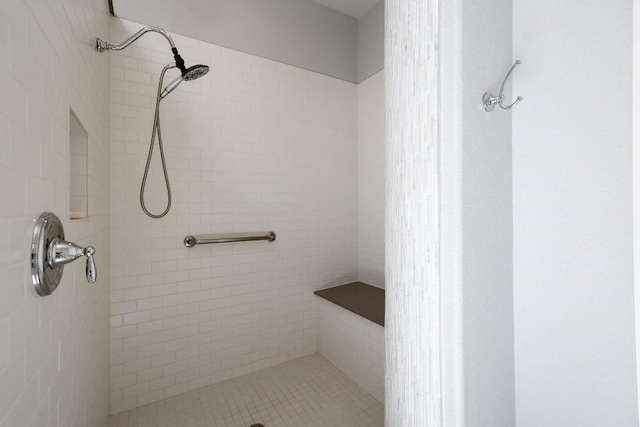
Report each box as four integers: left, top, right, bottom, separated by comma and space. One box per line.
48, 238, 97, 284
85, 246, 97, 284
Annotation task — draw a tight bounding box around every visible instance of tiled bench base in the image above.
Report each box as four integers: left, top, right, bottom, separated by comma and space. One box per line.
315, 282, 385, 403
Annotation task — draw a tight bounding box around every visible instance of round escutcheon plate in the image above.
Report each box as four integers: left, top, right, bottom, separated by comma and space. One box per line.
31, 212, 65, 296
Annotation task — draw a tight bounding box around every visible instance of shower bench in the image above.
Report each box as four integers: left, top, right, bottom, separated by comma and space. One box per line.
314, 282, 384, 326
314, 281, 385, 403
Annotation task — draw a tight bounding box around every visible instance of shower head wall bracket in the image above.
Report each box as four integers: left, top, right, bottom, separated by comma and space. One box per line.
483, 60, 524, 112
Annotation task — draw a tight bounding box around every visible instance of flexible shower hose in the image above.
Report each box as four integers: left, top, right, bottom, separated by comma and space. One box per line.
140, 64, 174, 218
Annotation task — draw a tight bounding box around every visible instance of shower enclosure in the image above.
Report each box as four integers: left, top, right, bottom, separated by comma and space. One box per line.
106, 11, 385, 417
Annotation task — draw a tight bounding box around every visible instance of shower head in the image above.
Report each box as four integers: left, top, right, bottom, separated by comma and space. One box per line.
160, 64, 210, 99
182, 64, 210, 81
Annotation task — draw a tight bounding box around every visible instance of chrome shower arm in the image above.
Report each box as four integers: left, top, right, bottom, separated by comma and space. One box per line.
97, 26, 187, 74
96, 26, 177, 52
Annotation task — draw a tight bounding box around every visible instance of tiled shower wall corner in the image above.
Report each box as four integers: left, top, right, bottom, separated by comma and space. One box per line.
316, 68, 385, 404
357, 70, 385, 288
0, 0, 111, 426
108, 18, 358, 413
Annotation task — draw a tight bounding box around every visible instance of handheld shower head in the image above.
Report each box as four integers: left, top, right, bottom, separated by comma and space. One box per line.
160, 75, 184, 99
160, 64, 210, 99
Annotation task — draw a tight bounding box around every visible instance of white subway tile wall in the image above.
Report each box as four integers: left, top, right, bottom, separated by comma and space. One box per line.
109, 18, 359, 413
317, 298, 384, 403
0, 0, 111, 426
357, 71, 385, 287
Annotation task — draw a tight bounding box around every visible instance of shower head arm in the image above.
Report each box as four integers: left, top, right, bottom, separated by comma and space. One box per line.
97, 26, 188, 74
96, 26, 177, 52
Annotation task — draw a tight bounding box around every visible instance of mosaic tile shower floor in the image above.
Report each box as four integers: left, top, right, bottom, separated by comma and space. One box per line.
108, 354, 384, 427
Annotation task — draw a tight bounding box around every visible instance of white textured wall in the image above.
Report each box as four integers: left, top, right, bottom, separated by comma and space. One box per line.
439, 0, 464, 424
635, 0, 640, 415
108, 18, 358, 413
0, 0, 111, 426
357, 70, 385, 287
439, 0, 515, 424
385, 0, 441, 425
513, 1, 638, 425
316, 298, 384, 402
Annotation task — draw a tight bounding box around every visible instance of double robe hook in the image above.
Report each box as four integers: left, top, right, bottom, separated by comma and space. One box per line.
483, 60, 523, 112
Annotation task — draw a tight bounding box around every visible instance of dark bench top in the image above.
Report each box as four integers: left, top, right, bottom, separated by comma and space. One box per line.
314, 281, 385, 327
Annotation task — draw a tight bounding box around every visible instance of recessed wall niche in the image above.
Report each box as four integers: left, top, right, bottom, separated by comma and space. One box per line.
69, 111, 88, 220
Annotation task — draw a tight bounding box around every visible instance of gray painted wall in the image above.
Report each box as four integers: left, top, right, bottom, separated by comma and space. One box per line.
357, 1, 384, 82
461, 0, 516, 424
112, 0, 383, 83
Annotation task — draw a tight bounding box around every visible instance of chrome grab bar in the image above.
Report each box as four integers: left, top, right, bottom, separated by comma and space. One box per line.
184, 232, 276, 247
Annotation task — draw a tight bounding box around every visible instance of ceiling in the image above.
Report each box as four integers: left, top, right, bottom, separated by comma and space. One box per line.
311, 0, 379, 19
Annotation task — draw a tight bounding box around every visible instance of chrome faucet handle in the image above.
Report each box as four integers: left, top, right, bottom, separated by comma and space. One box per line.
48, 238, 97, 283
84, 246, 96, 283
